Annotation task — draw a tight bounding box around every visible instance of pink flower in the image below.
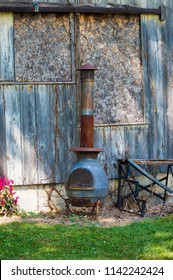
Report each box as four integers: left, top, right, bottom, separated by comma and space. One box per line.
14, 197, 19, 204
0, 176, 19, 216
0, 177, 7, 187
0, 177, 14, 188
8, 179, 14, 186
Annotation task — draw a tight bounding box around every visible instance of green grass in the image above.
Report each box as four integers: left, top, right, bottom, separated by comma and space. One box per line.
0, 216, 173, 260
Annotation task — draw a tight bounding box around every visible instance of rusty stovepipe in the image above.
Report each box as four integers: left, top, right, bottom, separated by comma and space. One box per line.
77, 64, 98, 148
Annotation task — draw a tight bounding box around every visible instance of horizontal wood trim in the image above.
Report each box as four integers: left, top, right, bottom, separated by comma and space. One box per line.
94, 122, 150, 127
0, 82, 76, 85
0, 4, 161, 15
132, 160, 173, 165
77, 122, 150, 128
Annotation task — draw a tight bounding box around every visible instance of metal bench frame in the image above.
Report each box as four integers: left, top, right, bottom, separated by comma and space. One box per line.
116, 159, 173, 216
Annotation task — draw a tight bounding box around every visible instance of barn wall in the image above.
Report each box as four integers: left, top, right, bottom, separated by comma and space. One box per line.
0, 0, 173, 191
0, 83, 77, 185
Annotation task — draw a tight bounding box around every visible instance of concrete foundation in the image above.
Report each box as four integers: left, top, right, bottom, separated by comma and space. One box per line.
13, 173, 173, 213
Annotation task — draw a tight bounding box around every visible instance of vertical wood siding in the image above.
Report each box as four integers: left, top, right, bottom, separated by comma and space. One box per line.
94, 124, 149, 178
166, 0, 173, 160
141, 15, 165, 159
141, 0, 173, 161
0, 85, 6, 177
0, 13, 14, 80
0, 84, 76, 185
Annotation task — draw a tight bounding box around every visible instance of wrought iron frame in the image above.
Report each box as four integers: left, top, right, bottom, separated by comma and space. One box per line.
116, 159, 173, 216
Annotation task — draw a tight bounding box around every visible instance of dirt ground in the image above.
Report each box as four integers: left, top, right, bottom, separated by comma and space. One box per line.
1, 201, 173, 227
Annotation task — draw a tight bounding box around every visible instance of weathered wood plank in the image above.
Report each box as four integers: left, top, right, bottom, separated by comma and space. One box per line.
0, 85, 7, 177
141, 14, 168, 159
109, 126, 125, 177
75, 0, 160, 8
102, 126, 112, 177
0, 12, 14, 80
5, 85, 22, 184
94, 126, 106, 172
34, 84, 77, 184
124, 125, 149, 160
35, 85, 57, 184
65, 84, 77, 173
94, 126, 125, 178
70, 13, 76, 82
2, 84, 77, 185
164, 0, 173, 159
94, 124, 149, 178
57, 85, 69, 181
0, 2, 162, 13
133, 160, 173, 165
20, 85, 38, 185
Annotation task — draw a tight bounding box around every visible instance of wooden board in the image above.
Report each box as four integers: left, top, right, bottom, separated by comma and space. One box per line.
0, 12, 14, 80
0, 85, 7, 177
1, 84, 76, 185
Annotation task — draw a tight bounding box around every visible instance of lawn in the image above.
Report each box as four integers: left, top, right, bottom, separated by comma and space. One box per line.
0, 215, 173, 260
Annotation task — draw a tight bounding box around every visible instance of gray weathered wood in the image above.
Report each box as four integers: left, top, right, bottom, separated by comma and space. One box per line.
164, 0, 173, 159
5, 85, 23, 184
0, 85, 7, 177
0, 12, 14, 80
141, 4, 172, 161
1, 84, 76, 184
20, 85, 37, 185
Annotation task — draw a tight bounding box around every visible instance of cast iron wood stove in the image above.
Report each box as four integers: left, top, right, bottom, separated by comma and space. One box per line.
65, 64, 109, 216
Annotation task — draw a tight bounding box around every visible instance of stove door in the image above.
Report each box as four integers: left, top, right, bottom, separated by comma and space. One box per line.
66, 168, 95, 191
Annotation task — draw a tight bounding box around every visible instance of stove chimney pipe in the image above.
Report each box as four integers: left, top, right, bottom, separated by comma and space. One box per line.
77, 64, 98, 148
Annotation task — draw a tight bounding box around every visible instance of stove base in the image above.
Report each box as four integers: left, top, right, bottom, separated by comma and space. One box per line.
65, 198, 102, 219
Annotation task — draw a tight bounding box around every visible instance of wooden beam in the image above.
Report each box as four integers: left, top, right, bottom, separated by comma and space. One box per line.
132, 159, 173, 165
0, 4, 162, 15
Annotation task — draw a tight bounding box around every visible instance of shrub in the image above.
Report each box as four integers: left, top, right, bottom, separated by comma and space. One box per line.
0, 177, 19, 216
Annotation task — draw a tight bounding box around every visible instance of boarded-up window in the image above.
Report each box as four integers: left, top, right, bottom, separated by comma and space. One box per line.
79, 14, 143, 124
14, 13, 72, 82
